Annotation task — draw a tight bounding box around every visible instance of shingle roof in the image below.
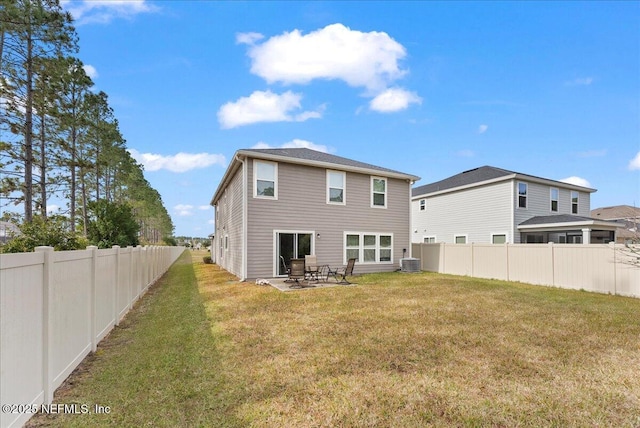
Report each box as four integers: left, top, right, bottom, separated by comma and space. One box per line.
412, 166, 515, 196
242, 148, 419, 180
519, 214, 597, 226
591, 205, 640, 220
412, 165, 595, 197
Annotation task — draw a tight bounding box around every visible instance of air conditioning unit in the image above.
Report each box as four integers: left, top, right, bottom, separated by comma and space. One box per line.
400, 257, 420, 273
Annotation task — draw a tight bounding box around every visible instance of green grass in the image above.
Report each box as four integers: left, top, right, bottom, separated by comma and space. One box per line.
28, 251, 640, 427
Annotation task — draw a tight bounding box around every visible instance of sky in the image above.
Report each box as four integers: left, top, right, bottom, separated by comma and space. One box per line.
57, 0, 639, 237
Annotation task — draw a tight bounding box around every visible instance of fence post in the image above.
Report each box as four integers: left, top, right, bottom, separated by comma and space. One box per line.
128, 246, 134, 311
87, 246, 98, 353
549, 242, 555, 286
34, 246, 54, 405
610, 241, 617, 295
113, 245, 120, 326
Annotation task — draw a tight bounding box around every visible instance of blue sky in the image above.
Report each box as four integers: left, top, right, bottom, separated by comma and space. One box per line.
60, 1, 639, 237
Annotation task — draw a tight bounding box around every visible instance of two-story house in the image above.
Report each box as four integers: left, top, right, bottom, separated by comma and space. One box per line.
211, 148, 420, 280
411, 166, 618, 245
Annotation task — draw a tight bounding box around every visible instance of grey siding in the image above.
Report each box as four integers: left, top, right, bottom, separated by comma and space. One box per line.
245, 157, 412, 278
412, 181, 513, 244
215, 164, 244, 278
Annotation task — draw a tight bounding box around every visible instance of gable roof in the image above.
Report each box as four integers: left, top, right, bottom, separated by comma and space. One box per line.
212, 148, 420, 205
412, 165, 596, 198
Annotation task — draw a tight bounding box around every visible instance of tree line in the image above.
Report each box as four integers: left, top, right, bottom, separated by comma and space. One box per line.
1, 0, 175, 250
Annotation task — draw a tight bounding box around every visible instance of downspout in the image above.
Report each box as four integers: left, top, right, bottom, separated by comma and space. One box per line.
238, 154, 248, 281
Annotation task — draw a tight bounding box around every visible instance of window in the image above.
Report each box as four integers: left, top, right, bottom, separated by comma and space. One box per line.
419, 199, 426, 211
423, 236, 436, 243
550, 188, 559, 212
454, 235, 467, 244
571, 191, 579, 214
371, 177, 387, 208
492, 234, 507, 244
254, 160, 277, 198
327, 170, 346, 204
224, 235, 228, 250
345, 232, 393, 263
518, 182, 527, 208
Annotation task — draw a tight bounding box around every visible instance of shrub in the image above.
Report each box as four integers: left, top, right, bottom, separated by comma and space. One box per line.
203, 256, 213, 264
1, 216, 86, 253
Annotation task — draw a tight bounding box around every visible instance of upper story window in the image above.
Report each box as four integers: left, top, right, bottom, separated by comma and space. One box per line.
455, 235, 467, 244
571, 191, 579, 214
254, 160, 277, 199
419, 199, 426, 211
371, 177, 387, 208
518, 182, 528, 209
550, 188, 559, 212
327, 170, 346, 204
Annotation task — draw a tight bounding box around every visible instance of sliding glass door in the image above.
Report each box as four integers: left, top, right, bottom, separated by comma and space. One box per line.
276, 232, 312, 275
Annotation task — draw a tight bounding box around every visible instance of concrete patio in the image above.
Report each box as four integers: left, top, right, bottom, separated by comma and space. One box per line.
256, 276, 356, 292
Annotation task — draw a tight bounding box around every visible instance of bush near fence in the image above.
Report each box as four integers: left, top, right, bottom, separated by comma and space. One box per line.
412, 243, 639, 298
0, 245, 184, 428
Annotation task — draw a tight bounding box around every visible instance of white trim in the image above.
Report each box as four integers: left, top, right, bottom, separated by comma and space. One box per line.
517, 181, 528, 209
272, 230, 316, 277
241, 157, 248, 280
344, 231, 394, 264
454, 234, 468, 244
550, 187, 559, 212
326, 170, 346, 205
371, 176, 387, 209
253, 159, 278, 199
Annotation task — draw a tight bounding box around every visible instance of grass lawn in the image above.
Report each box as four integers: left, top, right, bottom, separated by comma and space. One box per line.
28, 250, 640, 427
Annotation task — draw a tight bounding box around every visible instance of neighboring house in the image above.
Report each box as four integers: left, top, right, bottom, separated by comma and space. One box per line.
411, 166, 618, 244
210, 148, 420, 280
591, 205, 640, 244
0, 221, 20, 245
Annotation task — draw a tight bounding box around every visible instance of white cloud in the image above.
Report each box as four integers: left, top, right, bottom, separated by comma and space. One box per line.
62, 0, 157, 25
218, 90, 323, 129
47, 205, 61, 214
236, 32, 264, 45
83, 64, 98, 79
207, 219, 215, 225
245, 23, 407, 92
251, 139, 330, 153
629, 151, 640, 170
577, 149, 607, 158
478, 124, 488, 134
174, 204, 194, 216
565, 77, 594, 86
198, 205, 211, 211
560, 176, 592, 188
369, 87, 422, 113
456, 149, 475, 157
128, 149, 226, 173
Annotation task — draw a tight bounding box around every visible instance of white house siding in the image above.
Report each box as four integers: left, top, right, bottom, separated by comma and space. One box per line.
215, 165, 244, 278
513, 180, 591, 242
412, 181, 513, 244
245, 157, 412, 278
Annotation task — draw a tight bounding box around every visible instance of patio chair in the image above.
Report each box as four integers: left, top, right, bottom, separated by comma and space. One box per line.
305, 254, 320, 281
327, 258, 356, 284
288, 258, 307, 287
280, 256, 293, 282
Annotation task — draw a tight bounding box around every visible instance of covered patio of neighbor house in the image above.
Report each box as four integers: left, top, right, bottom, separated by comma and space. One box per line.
518, 214, 619, 244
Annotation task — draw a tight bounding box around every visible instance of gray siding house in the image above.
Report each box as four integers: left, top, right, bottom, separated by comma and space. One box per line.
412, 166, 618, 244
211, 148, 420, 280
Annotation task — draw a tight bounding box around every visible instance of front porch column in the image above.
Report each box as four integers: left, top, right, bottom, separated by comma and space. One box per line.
582, 228, 591, 244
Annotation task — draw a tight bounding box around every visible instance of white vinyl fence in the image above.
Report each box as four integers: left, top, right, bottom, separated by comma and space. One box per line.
0, 245, 184, 428
412, 243, 639, 298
